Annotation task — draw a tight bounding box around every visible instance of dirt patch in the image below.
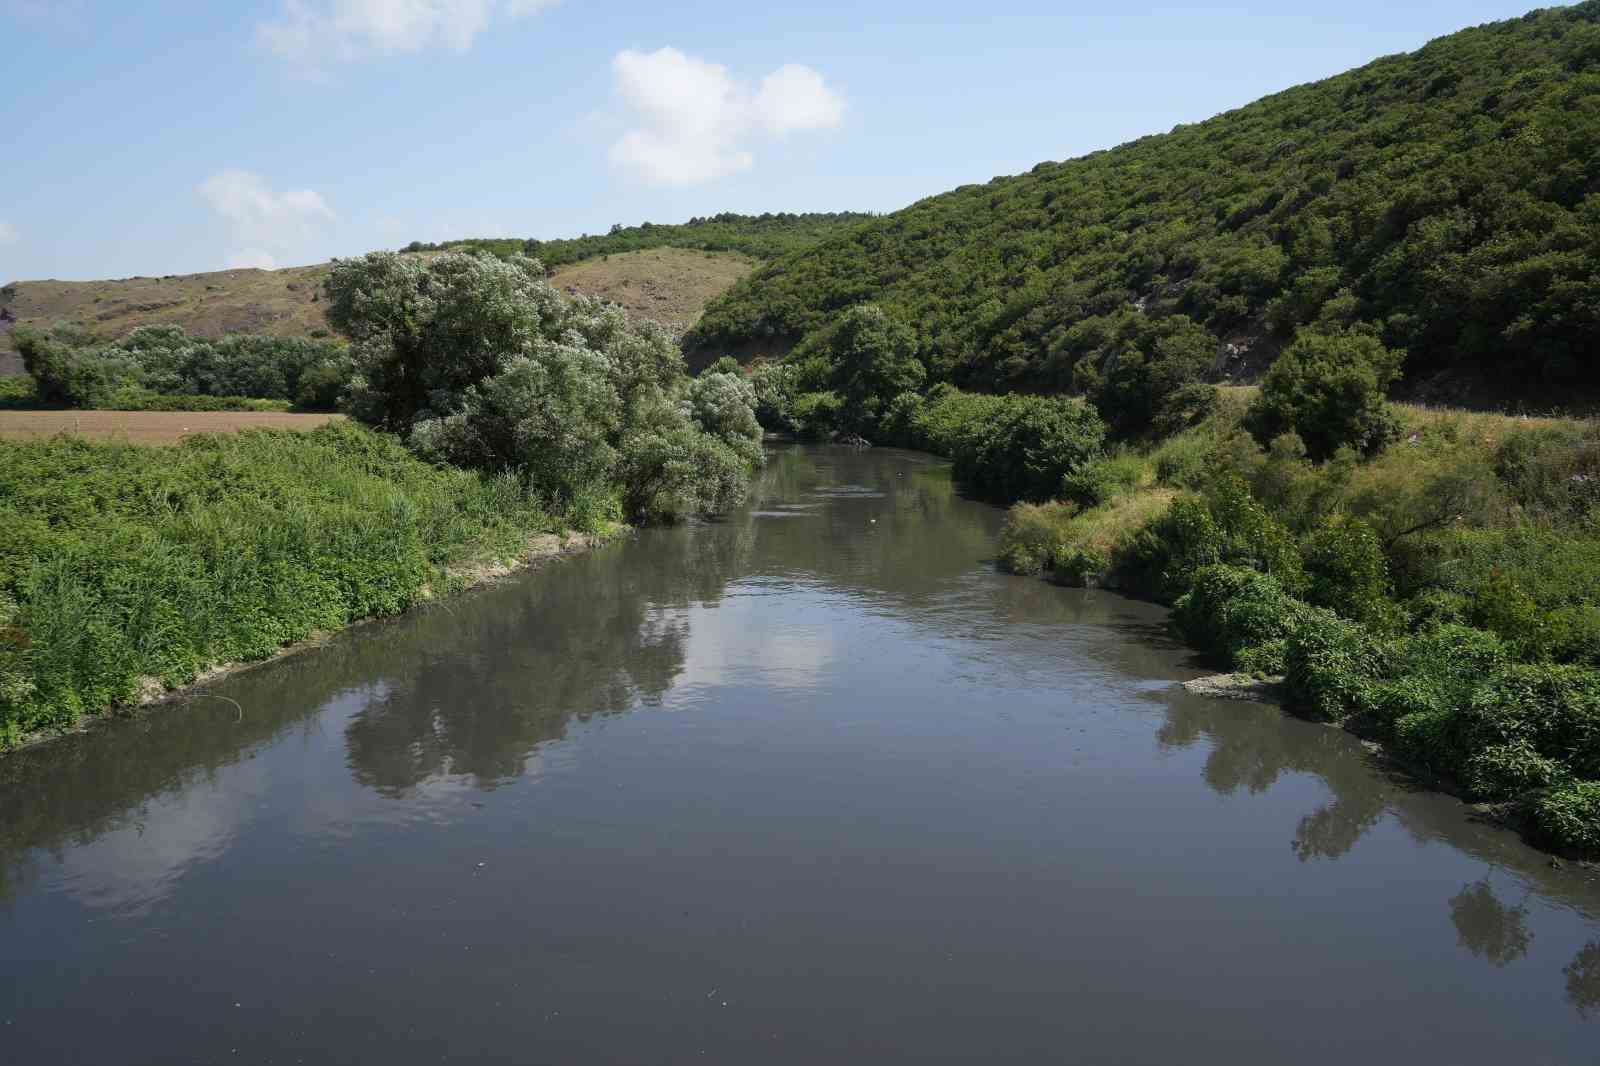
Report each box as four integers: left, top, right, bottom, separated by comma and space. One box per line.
1182, 673, 1286, 703
0, 410, 345, 444
550, 248, 756, 332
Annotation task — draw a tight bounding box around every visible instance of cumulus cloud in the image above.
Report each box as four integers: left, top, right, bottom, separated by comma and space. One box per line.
199, 170, 335, 271
258, 0, 559, 77
608, 48, 844, 187
0, 221, 17, 246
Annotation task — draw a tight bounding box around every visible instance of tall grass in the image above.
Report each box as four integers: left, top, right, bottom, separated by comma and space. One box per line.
0, 422, 552, 746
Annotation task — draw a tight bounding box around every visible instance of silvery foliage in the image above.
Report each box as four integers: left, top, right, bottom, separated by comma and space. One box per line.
686, 372, 764, 466
325, 250, 758, 522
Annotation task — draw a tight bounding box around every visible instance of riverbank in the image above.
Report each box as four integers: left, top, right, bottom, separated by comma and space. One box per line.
0, 422, 604, 750
4, 525, 621, 756
981, 391, 1600, 860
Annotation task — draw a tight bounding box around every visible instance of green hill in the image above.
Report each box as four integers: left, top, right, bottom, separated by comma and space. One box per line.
689, 3, 1600, 408
407, 211, 877, 268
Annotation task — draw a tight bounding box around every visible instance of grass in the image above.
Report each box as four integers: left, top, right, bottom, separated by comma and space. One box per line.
0, 421, 560, 747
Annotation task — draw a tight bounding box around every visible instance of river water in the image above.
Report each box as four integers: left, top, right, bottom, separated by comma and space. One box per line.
2, 445, 1598, 1064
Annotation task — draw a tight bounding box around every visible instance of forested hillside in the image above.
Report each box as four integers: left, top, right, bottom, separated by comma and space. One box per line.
408, 212, 876, 268
691, 3, 1600, 407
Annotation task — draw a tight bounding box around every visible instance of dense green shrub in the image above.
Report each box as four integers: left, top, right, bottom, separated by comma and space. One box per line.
1171, 565, 1311, 673
749, 362, 800, 434
687, 371, 764, 466
807, 304, 925, 436
325, 252, 760, 524
997, 501, 1078, 575
945, 394, 1105, 504
13, 323, 352, 409
791, 390, 842, 439
1245, 329, 1403, 460
1060, 452, 1145, 507
0, 423, 551, 746
1529, 781, 1600, 853
1301, 516, 1401, 632
1119, 476, 1301, 601
1283, 607, 1385, 721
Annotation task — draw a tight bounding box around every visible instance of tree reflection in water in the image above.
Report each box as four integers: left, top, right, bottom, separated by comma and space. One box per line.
1448, 874, 1534, 967
1155, 693, 1388, 861
1567, 941, 1600, 1019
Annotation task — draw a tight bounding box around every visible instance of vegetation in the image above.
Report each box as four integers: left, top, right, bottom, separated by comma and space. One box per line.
324, 251, 762, 527
978, 390, 1600, 856
1, 250, 763, 749
405, 212, 875, 267
0, 423, 552, 746
694, 3, 1600, 408
14, 323, 351, 410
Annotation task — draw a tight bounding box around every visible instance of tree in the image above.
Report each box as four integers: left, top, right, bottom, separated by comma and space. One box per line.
1245, 328, 1403, 460
324, 251, 565, 431
821, 304, 924, 435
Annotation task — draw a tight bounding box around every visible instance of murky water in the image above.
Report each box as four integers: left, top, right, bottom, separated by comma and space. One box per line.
3, 446, 1598, 1064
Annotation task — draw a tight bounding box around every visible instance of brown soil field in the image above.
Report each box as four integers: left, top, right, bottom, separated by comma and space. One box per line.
0, 248, 756, 376
0, 410, 345, 444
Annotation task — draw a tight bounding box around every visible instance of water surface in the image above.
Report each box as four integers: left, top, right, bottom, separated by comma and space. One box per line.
3, 446, 1598, 1064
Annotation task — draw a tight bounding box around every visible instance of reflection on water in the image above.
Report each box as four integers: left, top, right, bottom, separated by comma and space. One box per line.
2, 445, 1599, 1064
1450, 875, 1534, 967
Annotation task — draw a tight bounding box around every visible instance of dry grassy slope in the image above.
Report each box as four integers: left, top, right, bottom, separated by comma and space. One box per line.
0, 248, 758, 377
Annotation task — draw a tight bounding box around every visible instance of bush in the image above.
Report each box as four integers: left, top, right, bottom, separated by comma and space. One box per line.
997, 501, 1078, 575
1301, 516, 1401, 632
749, 362, 800, 433
1283, 606, 1384, 721
1245, 328, 1403, 460
791, 390, 842, 439
815, 304, 925, 435
1060, 452, 1145, 507
687, 371, 764, 467
1119, 476, 1301, 602
947, 394, 1105, 504
616, 428, 749, 525
325, 251, 757, 524
1528, 781, 1600, 854
1459, 665, 1600, 781
0, 424, 551, 745
1171, 564, 1310, 672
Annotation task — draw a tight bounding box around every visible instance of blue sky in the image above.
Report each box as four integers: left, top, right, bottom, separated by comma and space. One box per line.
0, 0, 1564, 281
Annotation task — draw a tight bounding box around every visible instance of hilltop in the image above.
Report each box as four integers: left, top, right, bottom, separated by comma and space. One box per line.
0, 211, 877, 377
690, 2, 1600, 409
0, 248, 758, 378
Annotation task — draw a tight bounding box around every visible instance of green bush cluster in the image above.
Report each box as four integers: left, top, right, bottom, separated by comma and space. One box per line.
407, 212, 876, 268
0, 423, 550, 746
1172, 565, 1310, 674
324, 252, 763, 526
14, 324, 352, 410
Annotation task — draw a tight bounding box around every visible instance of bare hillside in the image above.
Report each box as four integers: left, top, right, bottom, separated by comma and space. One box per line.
0, 248, 757, 376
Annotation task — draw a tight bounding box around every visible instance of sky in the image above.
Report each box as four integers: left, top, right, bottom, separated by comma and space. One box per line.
0, 0, 1566, 281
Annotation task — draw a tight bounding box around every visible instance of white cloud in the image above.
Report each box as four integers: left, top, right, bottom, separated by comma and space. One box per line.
258, 0, 559, 77
199, 169, 335, 270
0, 221, 17, 246
608, 48, 844, 187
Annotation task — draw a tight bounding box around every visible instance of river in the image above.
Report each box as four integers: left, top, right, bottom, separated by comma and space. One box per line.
2, 445, 1597, 1064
